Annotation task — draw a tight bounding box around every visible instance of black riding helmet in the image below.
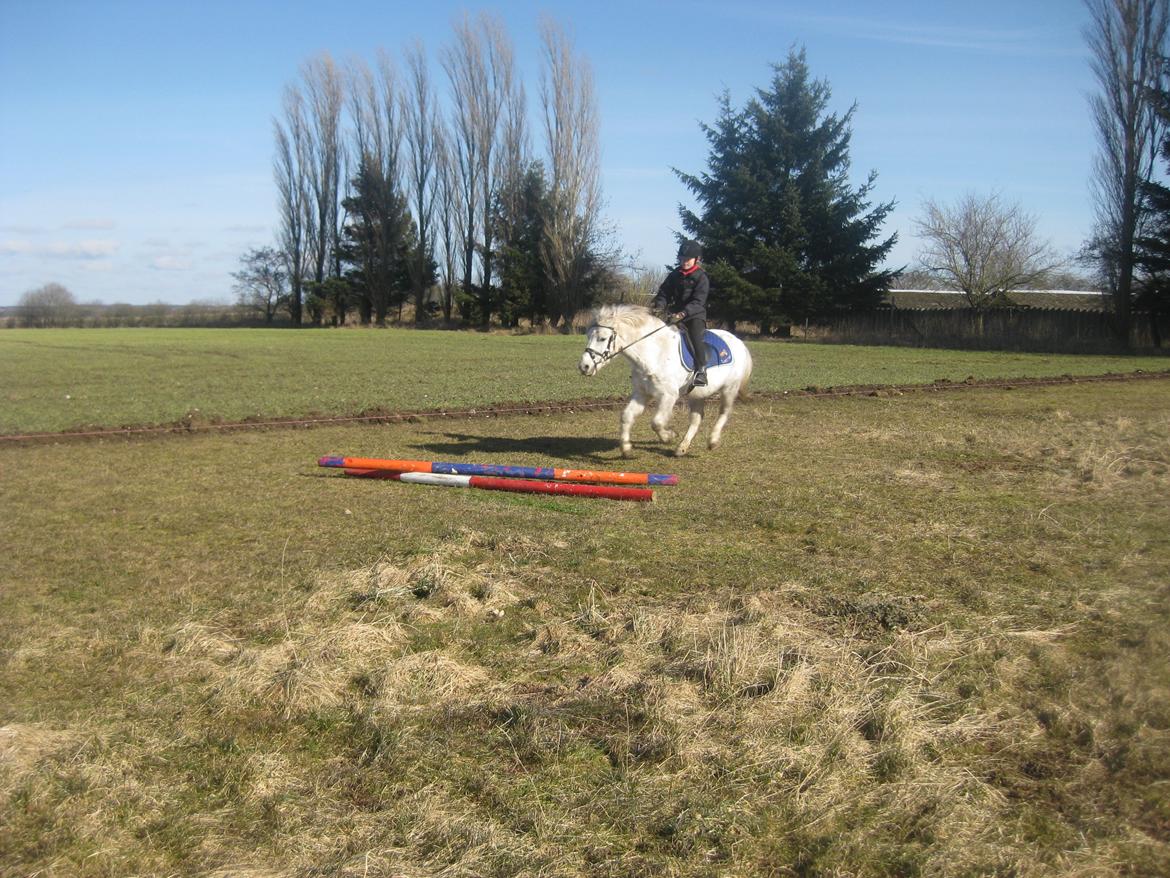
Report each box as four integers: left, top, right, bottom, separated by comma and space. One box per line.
677, 240, 702, 262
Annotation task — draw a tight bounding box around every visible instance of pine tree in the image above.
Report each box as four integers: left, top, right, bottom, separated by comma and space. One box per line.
676, 48, 898, 330
339, 157, 413, 325
493, 162, 552, 327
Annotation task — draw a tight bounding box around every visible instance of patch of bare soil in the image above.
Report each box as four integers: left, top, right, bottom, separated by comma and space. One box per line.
2, 370, 1168, 444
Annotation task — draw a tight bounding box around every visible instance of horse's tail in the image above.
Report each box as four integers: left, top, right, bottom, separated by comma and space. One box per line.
737, 345, 754, 401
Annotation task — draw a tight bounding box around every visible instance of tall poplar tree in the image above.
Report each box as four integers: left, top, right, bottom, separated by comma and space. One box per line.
1134, 59, 1170, 347
676, 48, 897, 331
1084, 0, 1169, 346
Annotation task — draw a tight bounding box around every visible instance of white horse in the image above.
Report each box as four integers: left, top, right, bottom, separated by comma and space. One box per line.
578, 304, 753, 457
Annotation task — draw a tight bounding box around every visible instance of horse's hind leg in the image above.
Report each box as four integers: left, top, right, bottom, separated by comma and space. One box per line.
707, 385, 737, 450
619, 395, 646, 458
674, 399, 704, 457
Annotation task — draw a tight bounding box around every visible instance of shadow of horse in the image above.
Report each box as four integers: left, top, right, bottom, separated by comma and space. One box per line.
409, 432, 678, 461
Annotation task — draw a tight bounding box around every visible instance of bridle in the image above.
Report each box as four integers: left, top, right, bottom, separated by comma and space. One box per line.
584, 315, 680, 367
582, 323, 618, 366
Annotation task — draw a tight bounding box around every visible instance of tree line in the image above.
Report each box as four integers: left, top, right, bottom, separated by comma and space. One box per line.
14, 3, 1167, 348
891, 0, 1170, 348
677, 0, 1170, 349
239, 15, 613, 331
245, 2, 1170, 347
5, 283, 255, 329
246, 33, 910, 334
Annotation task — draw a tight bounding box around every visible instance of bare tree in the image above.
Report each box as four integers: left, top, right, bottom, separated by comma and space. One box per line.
273, 84, 313, 325
913, 192, 1062, 308
349, 52, 401, 194
302, 54, 346, 322
433, 123, 462, 322
476, 17, 518, 324
538, 18, 604, 327
440, 14, 518, 326
18, 282, 77, 327
1084, 0, 1170, 342
232, 247, 287, 323
493, 36, 531, 294
442, 17, 486, 322
602, 264, 667, 306
401, 41, 439, 322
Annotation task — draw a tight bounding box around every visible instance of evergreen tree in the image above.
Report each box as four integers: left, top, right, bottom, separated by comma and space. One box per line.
339, 156, 413, 325
1135, 173, 1170, 346
493, 162, 552, 326
676, 48, 898, 330
1134, 59, 1170, 348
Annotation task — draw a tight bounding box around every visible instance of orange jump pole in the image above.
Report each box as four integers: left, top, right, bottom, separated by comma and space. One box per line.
343, 469, 654, 502
318, 456, 677, 486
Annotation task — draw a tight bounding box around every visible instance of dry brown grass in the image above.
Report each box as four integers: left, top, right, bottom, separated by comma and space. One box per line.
4, 562, 1163, 876
3, 383, 1168, 876
1, 531, 1022, 874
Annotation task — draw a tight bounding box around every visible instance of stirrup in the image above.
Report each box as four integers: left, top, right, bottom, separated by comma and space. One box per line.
692, 370, 708, 387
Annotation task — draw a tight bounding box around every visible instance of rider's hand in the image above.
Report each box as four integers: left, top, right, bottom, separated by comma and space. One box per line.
672, 312, 686, 322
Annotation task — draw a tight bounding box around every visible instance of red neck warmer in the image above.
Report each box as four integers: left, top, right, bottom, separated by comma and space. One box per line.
681, 263, 700, 277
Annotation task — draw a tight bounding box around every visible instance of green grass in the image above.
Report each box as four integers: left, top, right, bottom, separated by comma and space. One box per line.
1, 326, 1166, 433
2, 379, 1168, 875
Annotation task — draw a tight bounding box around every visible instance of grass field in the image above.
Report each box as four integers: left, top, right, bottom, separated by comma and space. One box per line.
1, 326, 1167, 434
2, 334, 1168, 875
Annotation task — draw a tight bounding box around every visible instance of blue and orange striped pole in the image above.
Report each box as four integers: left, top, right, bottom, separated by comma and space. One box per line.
318, 456, 677, 486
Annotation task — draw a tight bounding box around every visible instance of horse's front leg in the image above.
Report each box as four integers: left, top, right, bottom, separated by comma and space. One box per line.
619, 394, 647, 458
675, 398, 705, 457
649, 390, 677, 445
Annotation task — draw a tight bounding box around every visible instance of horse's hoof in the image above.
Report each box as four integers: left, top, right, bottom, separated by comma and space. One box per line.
674, 446, 689, 457
660, 431, 676, 443
708, 439, 721, 451
621, 445, 634, 459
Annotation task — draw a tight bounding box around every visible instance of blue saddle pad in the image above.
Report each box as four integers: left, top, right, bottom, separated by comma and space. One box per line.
680, 329, 734, 371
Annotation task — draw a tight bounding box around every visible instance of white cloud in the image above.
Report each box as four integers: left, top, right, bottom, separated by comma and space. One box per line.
0, 239, 120, 259
150, 255, 192, 271
62, 218, 117, 230
719, 6, 1078, 57
80, 260, 117, 273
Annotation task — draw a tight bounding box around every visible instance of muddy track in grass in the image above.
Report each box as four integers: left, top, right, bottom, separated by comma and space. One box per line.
3, 369, 1169, 445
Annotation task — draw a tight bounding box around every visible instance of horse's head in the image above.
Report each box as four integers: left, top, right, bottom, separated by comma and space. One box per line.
579, 305, 662, 376
579, 320, 617, 376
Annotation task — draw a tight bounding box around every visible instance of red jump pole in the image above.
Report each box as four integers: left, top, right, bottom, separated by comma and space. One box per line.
343, 468, 654, 502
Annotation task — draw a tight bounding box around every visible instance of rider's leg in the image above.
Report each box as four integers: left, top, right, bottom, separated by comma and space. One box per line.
685, 315, 708, 385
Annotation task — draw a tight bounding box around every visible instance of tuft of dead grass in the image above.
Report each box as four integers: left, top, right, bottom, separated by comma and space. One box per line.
0, 723, 85, 784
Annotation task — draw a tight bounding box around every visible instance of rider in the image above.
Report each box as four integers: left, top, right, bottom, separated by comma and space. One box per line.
651, 239, 710, 386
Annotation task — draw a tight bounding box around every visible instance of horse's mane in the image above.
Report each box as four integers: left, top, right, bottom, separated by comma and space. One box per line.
590, 303, 662, 336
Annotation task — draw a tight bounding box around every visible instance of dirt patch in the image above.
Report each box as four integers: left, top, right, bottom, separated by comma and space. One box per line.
2, 369, 1168, 445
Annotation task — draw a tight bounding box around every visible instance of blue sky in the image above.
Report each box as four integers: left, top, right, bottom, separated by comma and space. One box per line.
0, 0, 1095, 306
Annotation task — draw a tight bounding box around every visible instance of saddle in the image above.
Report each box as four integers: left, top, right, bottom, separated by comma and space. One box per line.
679, 329, 734, 371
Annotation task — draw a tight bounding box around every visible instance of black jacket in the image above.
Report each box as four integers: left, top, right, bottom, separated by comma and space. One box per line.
651, 266, 709, 318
